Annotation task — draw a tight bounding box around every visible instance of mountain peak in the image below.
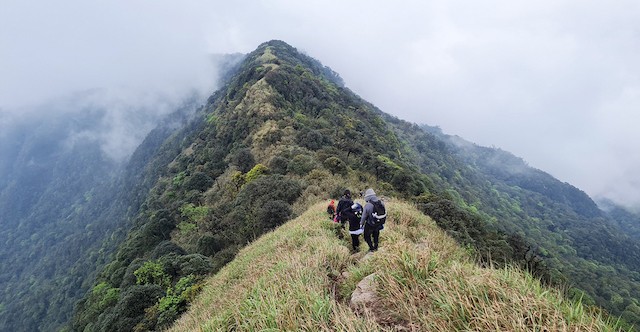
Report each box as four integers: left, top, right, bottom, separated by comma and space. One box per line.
238, 39, 344, 87
257, 39, 297, 51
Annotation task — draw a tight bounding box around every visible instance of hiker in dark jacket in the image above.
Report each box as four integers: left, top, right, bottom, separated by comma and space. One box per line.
342, 203, 363, 251
360, 188, 384, 252
335, 189, 353, 227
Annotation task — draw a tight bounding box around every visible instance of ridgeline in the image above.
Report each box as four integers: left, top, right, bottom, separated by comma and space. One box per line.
170, 201, 621, 331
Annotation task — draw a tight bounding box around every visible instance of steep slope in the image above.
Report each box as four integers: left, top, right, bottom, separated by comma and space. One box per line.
71, 39, 640, 331
404, 125, 640, 325
0, 98, 198, 332
171, 201, 621, 331
599, 199, 640, 241
0, 109, 121, 331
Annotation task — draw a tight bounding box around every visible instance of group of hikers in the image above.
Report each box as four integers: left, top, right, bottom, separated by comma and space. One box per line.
327, 188, 386, 253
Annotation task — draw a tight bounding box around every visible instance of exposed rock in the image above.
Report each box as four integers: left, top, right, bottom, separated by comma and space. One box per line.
350, 273, 377, 312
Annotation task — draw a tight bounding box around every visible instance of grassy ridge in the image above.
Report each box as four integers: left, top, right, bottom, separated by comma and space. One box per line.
170, 201, 623, 331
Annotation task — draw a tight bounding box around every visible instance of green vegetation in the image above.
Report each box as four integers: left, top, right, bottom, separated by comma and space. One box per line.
170, 201, 623, 331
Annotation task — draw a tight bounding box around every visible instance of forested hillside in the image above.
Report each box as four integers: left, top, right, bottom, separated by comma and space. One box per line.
0, 100, 197, 331
409, 125, 640, 325
0, 109, 122, 331
71, 40, 434, 331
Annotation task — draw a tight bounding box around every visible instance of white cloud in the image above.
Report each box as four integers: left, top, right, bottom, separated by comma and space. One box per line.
2, 0, 639, 208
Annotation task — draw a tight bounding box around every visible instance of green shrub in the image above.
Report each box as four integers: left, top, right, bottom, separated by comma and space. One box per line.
184, 172, 214, 192
109, 284, 164, 332
134, 261, 170, 289
257, 200, 292, 229
180, 203, 209, 223
269, 156, 289, 174
229, 148, 255, 173
197, 234, 226, 256
287, 154, 317, 176
245, 164, 269, 183
323, 156, 347, 175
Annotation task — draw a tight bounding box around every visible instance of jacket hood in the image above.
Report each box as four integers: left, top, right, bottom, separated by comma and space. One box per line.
364, 188, 377, 202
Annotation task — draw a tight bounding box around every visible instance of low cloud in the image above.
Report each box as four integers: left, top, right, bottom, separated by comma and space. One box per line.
61, 88, 201, 161
2, 0, 639, 209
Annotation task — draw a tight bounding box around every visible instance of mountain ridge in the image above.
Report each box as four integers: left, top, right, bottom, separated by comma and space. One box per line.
170, 200, 621, 331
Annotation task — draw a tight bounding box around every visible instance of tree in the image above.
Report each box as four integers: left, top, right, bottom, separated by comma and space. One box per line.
287, 154, 317, 176
257, 200, 292, 229
184, 172, 214, 192
229, 148, 255, 173
134, 260, 170, 289
269, 156, 289, 175
323, 156, 347, 175
245, 163, 268, 183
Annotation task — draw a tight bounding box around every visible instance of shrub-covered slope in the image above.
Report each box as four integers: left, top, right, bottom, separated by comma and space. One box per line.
171, 201, 621, 331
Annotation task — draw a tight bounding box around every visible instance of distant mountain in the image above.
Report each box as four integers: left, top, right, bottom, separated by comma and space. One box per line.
599, 198, 640, 241
3, 40, 640, 331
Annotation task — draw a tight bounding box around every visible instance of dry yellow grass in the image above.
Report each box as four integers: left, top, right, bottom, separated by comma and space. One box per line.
169, 200, 623, 331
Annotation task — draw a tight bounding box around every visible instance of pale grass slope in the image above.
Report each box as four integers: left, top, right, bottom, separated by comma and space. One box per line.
170, 201, 622, 331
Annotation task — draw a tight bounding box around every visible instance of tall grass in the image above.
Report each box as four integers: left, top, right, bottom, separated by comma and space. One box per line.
170, 201, 624, 331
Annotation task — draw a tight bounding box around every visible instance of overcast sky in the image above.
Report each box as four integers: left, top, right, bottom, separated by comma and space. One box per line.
2, 0, 639, 208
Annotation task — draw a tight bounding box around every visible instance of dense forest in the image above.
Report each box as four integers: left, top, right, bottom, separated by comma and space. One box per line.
0, 109, 124, 331
3, 40, 640, 331
0, 100, 198, 331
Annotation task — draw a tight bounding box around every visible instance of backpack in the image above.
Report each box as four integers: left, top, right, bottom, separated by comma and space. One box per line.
368, 200, 386, 228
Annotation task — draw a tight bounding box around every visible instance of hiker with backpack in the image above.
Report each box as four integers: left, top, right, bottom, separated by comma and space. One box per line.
360, 188, 386, 252
327, 199, 336, 221
342, 202, 364, 252
335, 189, 353, 227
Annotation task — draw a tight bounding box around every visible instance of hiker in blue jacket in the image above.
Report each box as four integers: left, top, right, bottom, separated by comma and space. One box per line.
360, 188, 385, 252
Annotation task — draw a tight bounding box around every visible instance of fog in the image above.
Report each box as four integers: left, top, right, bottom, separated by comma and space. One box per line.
2, 0, 639, 208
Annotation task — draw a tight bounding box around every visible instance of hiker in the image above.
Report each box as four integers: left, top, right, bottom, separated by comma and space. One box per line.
342, 202, 363, 252
335, 189, 353, 227
327, 200, 336, 220
360, 188, 386, 252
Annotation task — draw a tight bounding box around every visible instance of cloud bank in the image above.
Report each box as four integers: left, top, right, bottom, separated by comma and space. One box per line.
2, 0, 639, 208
